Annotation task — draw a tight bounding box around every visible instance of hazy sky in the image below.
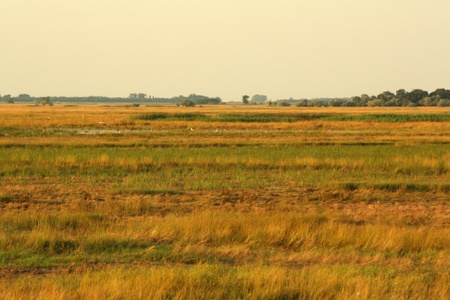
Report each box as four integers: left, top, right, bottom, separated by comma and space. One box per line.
1, 0, 450, 101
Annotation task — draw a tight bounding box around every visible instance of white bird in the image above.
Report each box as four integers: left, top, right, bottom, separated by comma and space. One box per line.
214, 128, 219, 133
190, 128, 194, 131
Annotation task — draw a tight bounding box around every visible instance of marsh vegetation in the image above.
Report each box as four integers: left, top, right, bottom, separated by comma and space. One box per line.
1, 104, 450, 299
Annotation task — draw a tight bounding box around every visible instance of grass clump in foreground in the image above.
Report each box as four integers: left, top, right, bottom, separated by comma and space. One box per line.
1, 209, 450, 298
1, 265, 449, 300
1, 104, 450, 299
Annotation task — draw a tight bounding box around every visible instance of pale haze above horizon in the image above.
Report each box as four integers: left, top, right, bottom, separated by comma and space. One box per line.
1, 0, 450, 101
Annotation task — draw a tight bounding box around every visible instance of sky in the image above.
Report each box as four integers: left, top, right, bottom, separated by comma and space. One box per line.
1, 0, 450, 101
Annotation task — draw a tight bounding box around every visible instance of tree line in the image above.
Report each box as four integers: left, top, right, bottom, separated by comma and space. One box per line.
274, 89, 450, 107
1, 93, 222, 105
3, 89, 450, 107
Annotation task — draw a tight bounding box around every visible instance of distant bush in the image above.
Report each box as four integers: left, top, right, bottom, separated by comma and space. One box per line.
217, 114, 296, 122
172, 113, 206, 120
133, 113, 207, 121
34, 97, 54, 106
180, 100, 196, 107
133, 113, 169, 120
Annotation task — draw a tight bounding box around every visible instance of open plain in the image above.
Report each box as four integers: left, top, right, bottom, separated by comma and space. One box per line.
1, 104, 450, 299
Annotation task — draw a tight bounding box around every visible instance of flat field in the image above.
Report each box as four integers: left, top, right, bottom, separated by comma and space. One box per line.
1, 104, 450, 299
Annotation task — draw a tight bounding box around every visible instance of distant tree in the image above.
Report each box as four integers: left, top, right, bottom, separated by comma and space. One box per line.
360, 94, 371, 106
40, 96, 54, 106
169, 94, 221, 105
329, 98, 345, 107
385, 98, 402, 107
242, 95, 249, 104
343, 100, 355, 107
180, 99, 195, 107
3, 94, 14, 103
18, 94, 31, 99
406, 89, 428, 105
129, 93, 138, 98
350, 96, 362, 106
33, 96, 54, 106
138, 93, 147, 99
189, 94, 222, 104
420, 97, 437, 106
296, 99, 309, 107
278, 101, 291, 107
396, 89, 406, 98
195, 98, 222, 104
367, 99, 384, 107
310, 99, 327, 107
377, 91, 395, 102
437, 99, 450, 107
431, 88, 450, 100
251, 94, 267, 103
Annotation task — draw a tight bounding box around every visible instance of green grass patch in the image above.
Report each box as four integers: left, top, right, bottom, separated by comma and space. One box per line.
132, 112, 450, 123
324, 113, 450, 122
133, 112, 208, 121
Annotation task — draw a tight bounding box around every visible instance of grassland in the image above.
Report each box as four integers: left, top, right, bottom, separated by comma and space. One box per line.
1, 104, 450, 299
